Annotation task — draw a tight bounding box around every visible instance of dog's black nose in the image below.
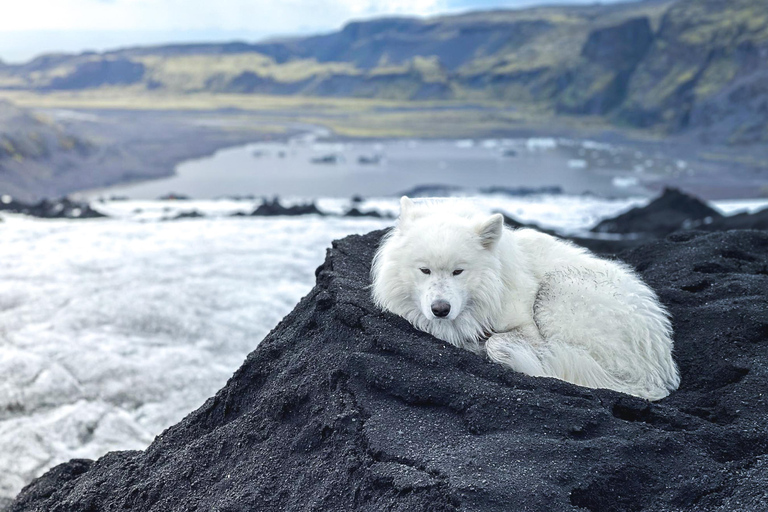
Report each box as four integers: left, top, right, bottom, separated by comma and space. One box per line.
431, 300, 451, 318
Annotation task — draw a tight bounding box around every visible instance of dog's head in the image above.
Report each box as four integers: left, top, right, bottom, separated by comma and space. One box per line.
371, 197, 505, 340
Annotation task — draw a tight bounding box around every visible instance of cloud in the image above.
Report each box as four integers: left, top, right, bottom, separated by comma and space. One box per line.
0, 0, 628, 62
0, 0, 448, 32
0, 0, 631, 32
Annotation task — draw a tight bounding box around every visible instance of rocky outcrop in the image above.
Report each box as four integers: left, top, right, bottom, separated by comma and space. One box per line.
589, 187, 768, 243
618, 0, 768, 139
11, 226, 768, 511
557, 17, 654, 115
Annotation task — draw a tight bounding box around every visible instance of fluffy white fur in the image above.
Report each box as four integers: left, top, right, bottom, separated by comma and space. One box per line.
371, 197, 680, 401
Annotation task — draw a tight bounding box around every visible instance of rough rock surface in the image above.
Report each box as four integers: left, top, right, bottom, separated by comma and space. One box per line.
10, 228, 768, 512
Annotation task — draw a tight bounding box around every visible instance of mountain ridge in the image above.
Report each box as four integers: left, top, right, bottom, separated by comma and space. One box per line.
1, 0, 767, 143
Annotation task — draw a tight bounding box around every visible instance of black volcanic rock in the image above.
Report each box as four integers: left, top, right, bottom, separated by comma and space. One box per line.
0, 196, 106, 219
343, 207, 390, 219
591, 187, 723, 237
251, 198, 326, 216
479, 185, 563, 196
28, 198, 107, 219
0, 195, 28, 213
693, 206, 768, 232
169, 210, 206, 220
11, 228, 768, 512
398, 184, 464, 197
498, 211, 644, 256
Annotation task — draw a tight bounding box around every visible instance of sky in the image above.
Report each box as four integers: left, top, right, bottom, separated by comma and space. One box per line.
0, 0, 631, 63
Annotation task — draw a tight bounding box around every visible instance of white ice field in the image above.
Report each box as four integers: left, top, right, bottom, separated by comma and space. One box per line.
1, 194, 767, 501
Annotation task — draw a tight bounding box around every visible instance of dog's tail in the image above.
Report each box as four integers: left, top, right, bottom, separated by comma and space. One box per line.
485, 332, 670, 400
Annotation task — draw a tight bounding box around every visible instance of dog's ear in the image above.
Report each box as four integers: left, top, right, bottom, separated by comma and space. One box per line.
398, 196, 415, 226
477, 214, 504, 249
399, 196, 415, 215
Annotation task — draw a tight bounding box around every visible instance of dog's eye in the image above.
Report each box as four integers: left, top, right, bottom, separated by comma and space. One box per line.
453, 269, 464, 276
420, 268, 431, 275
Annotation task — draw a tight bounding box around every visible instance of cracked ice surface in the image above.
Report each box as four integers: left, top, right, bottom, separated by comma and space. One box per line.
0, 213, 390, 500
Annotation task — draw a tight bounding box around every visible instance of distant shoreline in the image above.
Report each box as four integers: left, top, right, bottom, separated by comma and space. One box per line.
2, 94, 767, 200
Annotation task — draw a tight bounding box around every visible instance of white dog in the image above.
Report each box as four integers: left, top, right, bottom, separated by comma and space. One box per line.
371, 197, 680, 400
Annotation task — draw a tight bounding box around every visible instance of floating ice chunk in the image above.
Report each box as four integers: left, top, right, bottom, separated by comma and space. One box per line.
568, 159, 588, 169
526, 138, 557, 151
612, 176, 640, 188
581, 140, 612, 151
312, 143, 346, 152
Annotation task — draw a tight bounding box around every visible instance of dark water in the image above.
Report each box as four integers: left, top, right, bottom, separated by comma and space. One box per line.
89, 135, 684, 200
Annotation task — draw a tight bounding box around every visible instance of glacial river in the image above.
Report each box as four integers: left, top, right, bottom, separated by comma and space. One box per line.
88, 134, 690, 200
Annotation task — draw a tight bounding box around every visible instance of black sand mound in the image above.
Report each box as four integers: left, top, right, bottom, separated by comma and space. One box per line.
591, 188, 722, 237
11, 229, 768, 512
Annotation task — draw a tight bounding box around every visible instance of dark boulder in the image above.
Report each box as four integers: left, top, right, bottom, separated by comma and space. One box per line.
11, 228, 768, 511
250, 198, 326, 216
591, 187, 723, 237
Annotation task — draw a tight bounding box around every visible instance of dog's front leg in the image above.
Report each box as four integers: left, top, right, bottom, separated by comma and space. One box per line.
485, 325, 551, 378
